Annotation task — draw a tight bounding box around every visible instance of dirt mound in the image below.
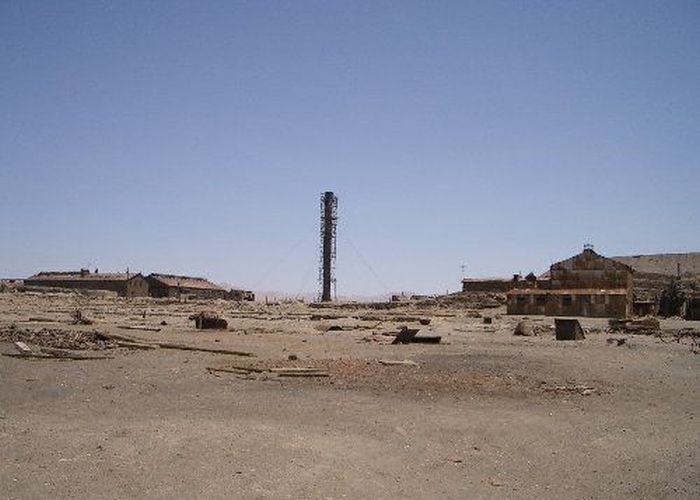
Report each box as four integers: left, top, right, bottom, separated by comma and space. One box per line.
0, 325, 117, 350
513, 319, 550, 336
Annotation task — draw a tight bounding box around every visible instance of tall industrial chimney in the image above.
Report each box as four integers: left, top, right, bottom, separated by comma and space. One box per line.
319, 191, 338, 302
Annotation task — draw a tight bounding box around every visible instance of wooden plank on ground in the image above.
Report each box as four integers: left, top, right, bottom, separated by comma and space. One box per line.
117, 325, 161, 332
379, 359, 419, 366
156, 342, 255, 357
2, 353, 112, 361
14, 341, 32, 354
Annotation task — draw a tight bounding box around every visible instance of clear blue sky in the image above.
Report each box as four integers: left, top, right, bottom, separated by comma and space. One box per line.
1, 1, 699, 296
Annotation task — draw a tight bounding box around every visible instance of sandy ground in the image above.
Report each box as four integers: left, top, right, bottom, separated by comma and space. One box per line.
0, 292, 698, 499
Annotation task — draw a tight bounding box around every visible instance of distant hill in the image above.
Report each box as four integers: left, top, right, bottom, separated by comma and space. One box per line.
611, 252, 700, 276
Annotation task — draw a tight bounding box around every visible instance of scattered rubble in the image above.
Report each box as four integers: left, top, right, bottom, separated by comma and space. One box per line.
4, 337, 113, 360
655, 328, 700, 354
0, 325, 117, 350
606, 337, 628, 346
608, 317, 660, 335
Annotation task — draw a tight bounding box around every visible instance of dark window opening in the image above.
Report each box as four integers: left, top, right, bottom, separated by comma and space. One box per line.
562, 295, 572, 306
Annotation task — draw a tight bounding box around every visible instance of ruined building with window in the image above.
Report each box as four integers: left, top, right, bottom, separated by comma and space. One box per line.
146, 274, 227, 300
507, 248, 633, 318
25, 269, 149, 297
611, 252, 700, 317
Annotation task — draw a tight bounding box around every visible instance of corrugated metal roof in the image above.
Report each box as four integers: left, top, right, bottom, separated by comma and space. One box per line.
147, 274, 223, 291
26, 271, 142, 282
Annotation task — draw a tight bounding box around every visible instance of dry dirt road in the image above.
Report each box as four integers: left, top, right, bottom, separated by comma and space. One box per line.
0, 293, 698, 499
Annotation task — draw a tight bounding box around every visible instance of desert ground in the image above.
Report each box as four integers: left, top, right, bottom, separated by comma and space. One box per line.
0, 292, 698, 499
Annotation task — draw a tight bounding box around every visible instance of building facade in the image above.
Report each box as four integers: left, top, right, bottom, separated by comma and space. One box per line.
25, 270, 149, 297
507, 248, 634, 318
146, 274, 227, 300
611, 252, 700, 317
227, 289, 255, 301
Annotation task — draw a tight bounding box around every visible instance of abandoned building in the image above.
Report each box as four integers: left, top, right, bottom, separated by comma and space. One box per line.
25, 269, 149, 297
227, 289, 255, 301
507, 248, 634, 318
146, 274, 227, 300
462, 273, 538, 293
687, 293, 700, 321
611, 252, 700, 317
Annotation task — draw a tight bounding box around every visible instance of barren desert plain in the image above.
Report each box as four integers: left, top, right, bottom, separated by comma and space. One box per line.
1, 291, 698, 499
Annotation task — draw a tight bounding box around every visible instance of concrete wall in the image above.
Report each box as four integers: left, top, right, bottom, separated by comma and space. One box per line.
124, 276, 150, 298
25, 276, 149, 298
687, 296, 700, 321
507, 293, 546, 316
507, 292, 630, 318
149, 285, 226, 300
550, 250, 633, 291
462, 279, 535, 293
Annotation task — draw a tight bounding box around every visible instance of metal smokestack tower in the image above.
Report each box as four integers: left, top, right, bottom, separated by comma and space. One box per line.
319, 191, 338, 302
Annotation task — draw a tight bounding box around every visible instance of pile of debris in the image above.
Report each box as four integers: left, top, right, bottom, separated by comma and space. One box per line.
418, 292, 506, 309
655, 327, 700, 354
0, 325, 117, 350
358, 326, 442, 344
608, 317, 660, 335
513, 319, 551, 337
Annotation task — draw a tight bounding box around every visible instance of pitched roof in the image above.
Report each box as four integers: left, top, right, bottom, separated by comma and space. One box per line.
551, 249, 633, 272
26, 271, 143, 282
147, 273, 224, 291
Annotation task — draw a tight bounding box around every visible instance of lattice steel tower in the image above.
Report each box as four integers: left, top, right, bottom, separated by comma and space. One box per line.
318, 191, 338, 302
